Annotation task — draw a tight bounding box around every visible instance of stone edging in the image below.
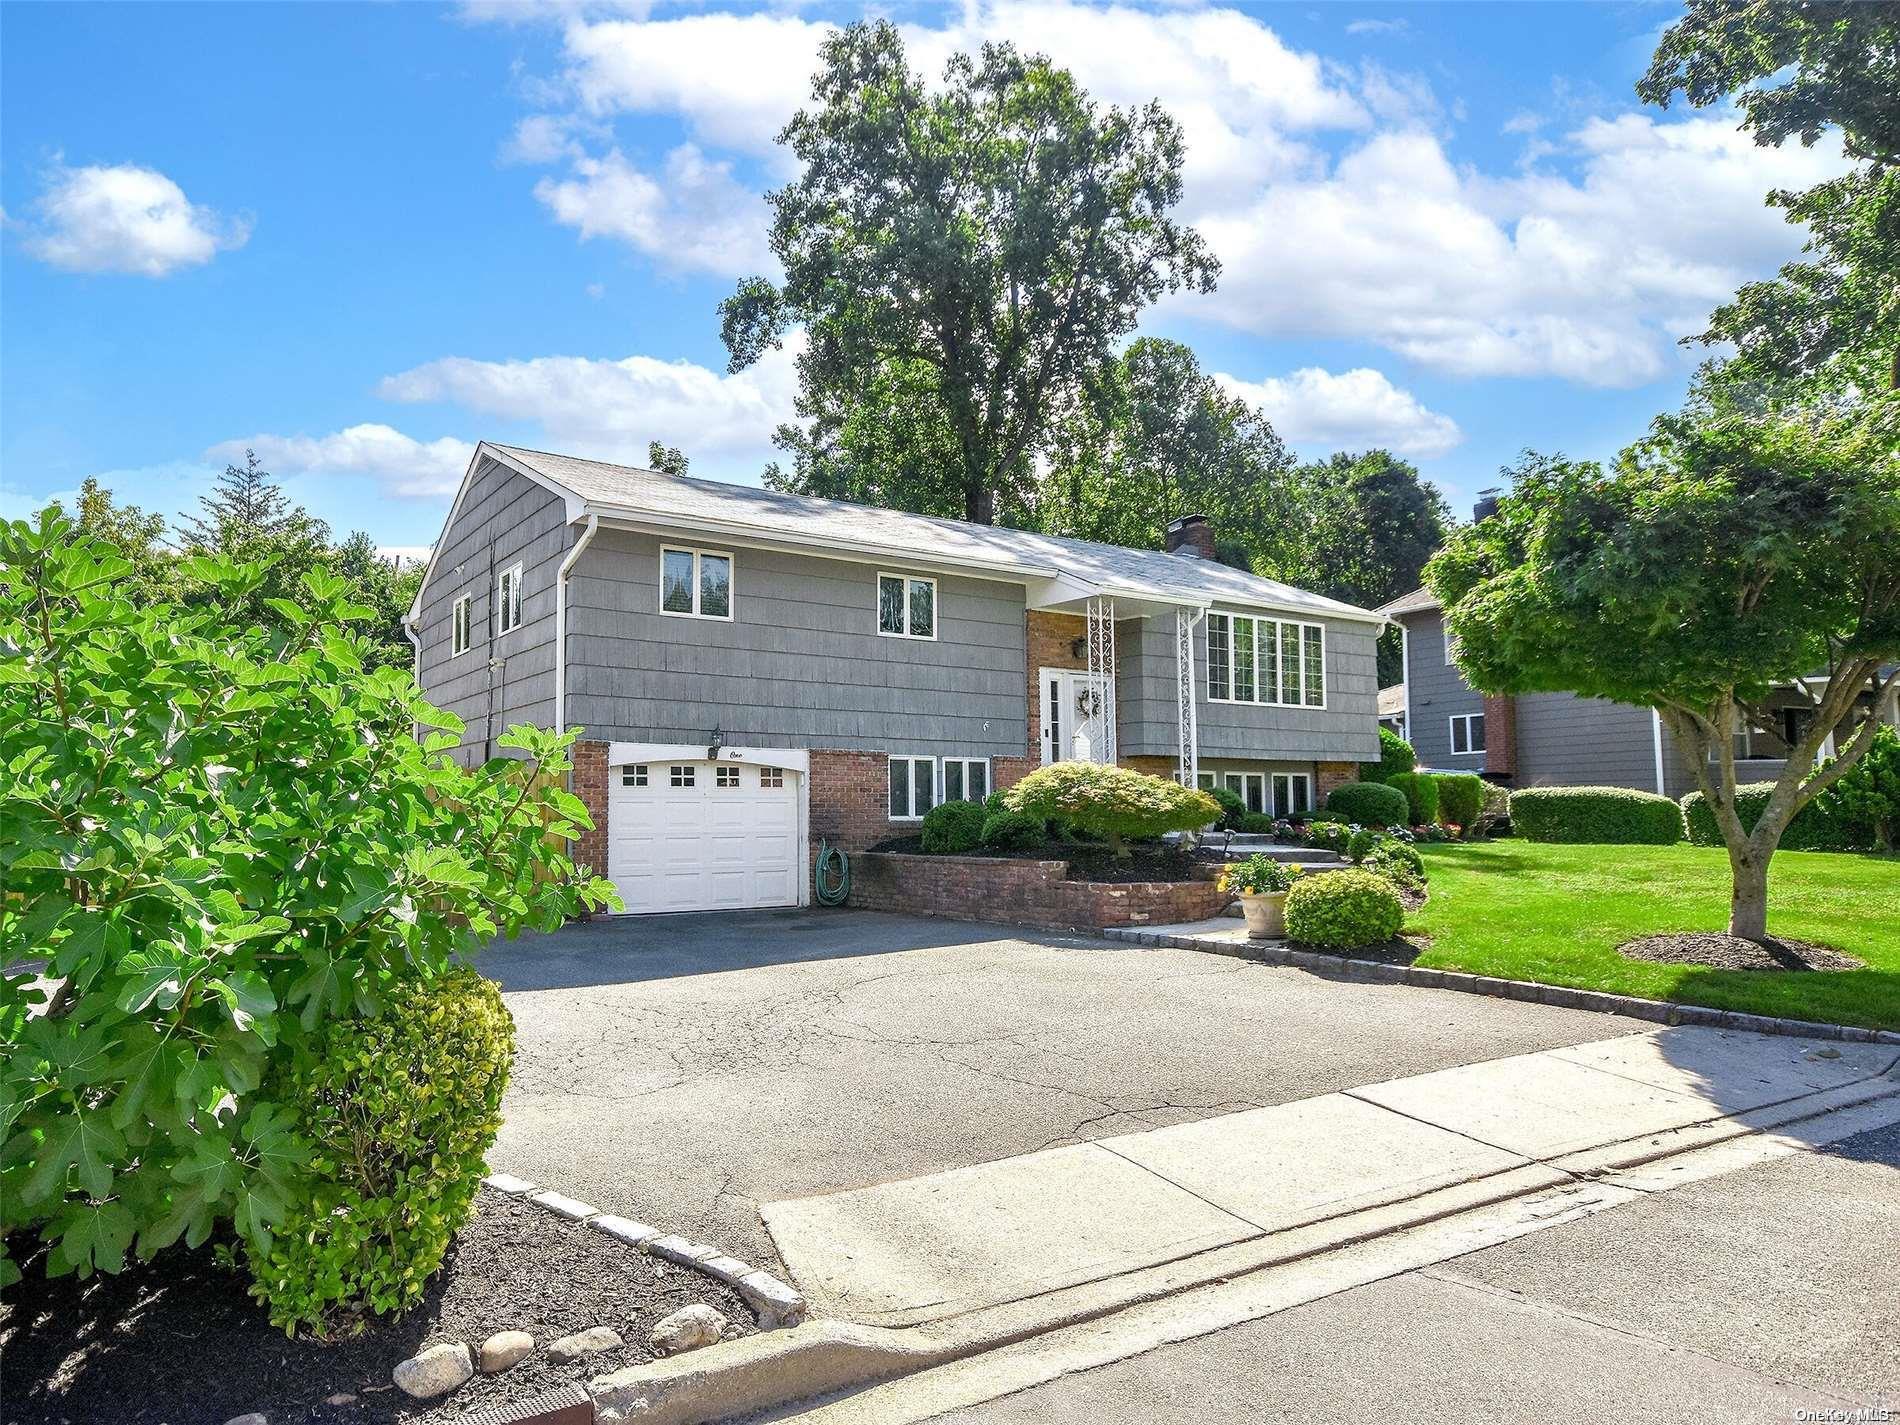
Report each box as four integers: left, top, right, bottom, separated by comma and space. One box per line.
482, 1173, 807, 1330
1104, 927, 1900, 1046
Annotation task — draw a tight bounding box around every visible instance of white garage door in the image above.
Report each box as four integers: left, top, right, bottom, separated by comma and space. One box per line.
606, 759, 802, 914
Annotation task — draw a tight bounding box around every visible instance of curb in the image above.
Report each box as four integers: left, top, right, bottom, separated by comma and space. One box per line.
1102, 927, 1900, 1045
483, 1174, 808, 1330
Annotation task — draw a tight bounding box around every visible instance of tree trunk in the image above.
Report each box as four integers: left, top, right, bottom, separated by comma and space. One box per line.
1727, 846, 1770, 941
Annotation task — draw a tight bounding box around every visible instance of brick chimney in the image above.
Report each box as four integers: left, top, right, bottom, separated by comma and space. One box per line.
1483, 692, 1518, 779
1164, 514, 1215, 560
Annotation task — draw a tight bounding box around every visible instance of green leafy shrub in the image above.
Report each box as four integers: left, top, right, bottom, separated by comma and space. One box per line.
1237, 812, 1278, 834
1513, 786, 1684, 844
1820, 725, 1900, 852
1369, 726, 1416, 783
1208, 786, 1247, 829
0, 510, 615, 1295
1385, 771, 1440, 825
984, 789, 1011, 815
979, 810, 1047, 851
1303, 820, 1352, 854
1682, 783, 1863, 852
1432, 773, 1485, 832
1004, 763, 1220, 856
920, 799, 987, 853
1284, 869, 1404, 949
1219, 853, 1297, 895
1364, 840, 1427, 893
1325, 781, 1408, 827
244, 968, 513, 1333
1346, 827, 1381, 861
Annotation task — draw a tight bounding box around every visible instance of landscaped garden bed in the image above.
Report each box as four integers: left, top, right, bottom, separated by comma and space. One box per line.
1, 1185, 754, 1425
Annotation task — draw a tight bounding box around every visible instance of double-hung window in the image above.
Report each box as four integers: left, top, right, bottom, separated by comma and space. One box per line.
496, 563, 522, 635
661, 546, 733, 620
878, 573, 936, 639
1272, 772, 1312, 817
888, 755, 936, 821
942, 757, 989, 804
1205, 613, 1326, 708
1449, 712, 1486, 755
451, 595, 471, 656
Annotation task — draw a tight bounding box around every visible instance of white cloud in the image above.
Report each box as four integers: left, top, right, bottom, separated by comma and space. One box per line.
1216, 367, 1462, 458
22, 163, 250, 276
376, 336, 803, 469
210, 425, 475, 499
532, 144, 769, 276
1345, 18, 1409, 35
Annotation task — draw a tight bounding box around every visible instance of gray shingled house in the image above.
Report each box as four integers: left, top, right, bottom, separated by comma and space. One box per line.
1378, 585, 1900, 799
404, 443, 1385, 913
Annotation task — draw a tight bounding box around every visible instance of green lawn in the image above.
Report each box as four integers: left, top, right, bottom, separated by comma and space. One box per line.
1408, 841, 1900, 1031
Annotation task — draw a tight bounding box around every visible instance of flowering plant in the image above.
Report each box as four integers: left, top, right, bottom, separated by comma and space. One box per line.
1219, 854, 1300, 896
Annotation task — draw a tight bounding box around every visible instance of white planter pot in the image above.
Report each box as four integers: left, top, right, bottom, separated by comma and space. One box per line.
1239, 891, 1288, 940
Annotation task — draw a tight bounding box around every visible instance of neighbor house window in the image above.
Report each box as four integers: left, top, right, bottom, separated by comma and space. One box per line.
1205, 613, 1326, 708
1449, 712, 1486, 755
878, 573, 936, 639
670, 765, 696, 787
888, 755, 936, 820
496, 562, 523, 635
621, 765, 648, 788
451, 595, 471, 656
760, 766, 785, 789
1272, 772, 1312, 817
943, 758, 989, 804
661, 546, 733, 620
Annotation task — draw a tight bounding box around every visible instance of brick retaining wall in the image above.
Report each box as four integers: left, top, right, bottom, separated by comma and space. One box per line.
846, 852, 1231, 932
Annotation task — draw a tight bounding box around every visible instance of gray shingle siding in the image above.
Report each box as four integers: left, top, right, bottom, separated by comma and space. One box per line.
415, 455, 572, 764
1400, 610, 1486, 769
1118, 610, 1380, 763
563, 529, 1027, 756
1516, 693, 1663, 793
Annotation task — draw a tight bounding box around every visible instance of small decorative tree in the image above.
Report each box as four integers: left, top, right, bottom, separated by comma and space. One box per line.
1427, 394, 1900, 940
1005, 763, 1220, 858
0, 509, 617, 1293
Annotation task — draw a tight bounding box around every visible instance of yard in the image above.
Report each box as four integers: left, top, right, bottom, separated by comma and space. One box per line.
1408, 843, 1900, 1031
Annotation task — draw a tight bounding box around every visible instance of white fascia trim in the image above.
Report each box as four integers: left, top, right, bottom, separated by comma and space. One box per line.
1205, 593, 1387, 628
606, 742, 811, 774
406, 441, 588, 623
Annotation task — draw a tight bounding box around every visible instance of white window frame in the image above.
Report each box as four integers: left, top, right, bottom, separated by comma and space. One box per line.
1223, 771, 1267, 815
1205, 612, 1327, 709
760, 766, 785, 789
942, 757, 990, 805
1272, 772, 1312, 818
659, 544, 735, 622
451, 594, 471, 657
877, 572, 938, 641
621, 764, 648, 787
1449, 712, 1486, 756
496, 562, 523, 636
888, 754, 937, 822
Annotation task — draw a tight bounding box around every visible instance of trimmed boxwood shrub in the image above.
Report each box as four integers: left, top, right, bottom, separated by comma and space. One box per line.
245, 967, 515, 1333
1285, 869, 1405, 949
1346, 826, 1381, 861
1209, 785, 1247, 828
1325, 780, 1408, 827
1385, 771, 1440, 825
1682, 783, 1863, 852
1432, 772, 1485, 831
1303, 820, 1352, 854
1369, 725, 1416, 783
1237, 812, 1278, 834
921, 799, 988, 853
1511, 786, 1683, 844
980, 809, 1047, 851
1364, 840, 1427, 893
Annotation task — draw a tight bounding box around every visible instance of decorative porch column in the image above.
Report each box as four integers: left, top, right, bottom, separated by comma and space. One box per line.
1175, 608, 1199, 787
1085, 595, 1118, 764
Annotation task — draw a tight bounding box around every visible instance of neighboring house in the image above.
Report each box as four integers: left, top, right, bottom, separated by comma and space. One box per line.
406, 442, 1384, 913
1378, 585, 1900, 798
1377, 684, 1406, 739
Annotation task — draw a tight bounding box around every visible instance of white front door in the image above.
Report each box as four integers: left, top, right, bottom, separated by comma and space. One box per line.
607, 758, 801, 913
1041, 669, 1112, 764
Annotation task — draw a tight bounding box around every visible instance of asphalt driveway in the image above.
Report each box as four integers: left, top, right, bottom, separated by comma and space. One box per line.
477, 908, 1642, 1274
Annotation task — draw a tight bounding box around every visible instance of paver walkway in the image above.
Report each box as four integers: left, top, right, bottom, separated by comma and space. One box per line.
762, 1026, 1899, 1326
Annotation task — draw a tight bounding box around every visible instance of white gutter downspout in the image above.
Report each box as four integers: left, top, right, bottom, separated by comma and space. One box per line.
553, 514, 600, 735
402, 615, 423, 739
1396, 617, 1410, 743
1651, 708, 1667, 796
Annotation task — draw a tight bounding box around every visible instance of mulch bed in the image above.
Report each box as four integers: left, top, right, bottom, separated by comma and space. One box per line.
1284, 934, 1431, 967
1616, 932, 1864, 973
867, 836, 1211, 884
2, 1187, 753, 1425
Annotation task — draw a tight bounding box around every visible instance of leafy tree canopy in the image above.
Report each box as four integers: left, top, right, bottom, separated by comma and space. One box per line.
723, 20, 1217, 525
646, 442, 689, 477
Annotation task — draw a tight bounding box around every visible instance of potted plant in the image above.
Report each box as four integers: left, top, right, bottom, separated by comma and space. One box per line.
1218, 854, 1300, 939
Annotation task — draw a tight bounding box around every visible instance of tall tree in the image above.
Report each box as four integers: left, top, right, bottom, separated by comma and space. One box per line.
1639, 1, 1900, 392
1037, 339, 1294, 552
1427, 392, 1900, 941
722, 21, 1218, 525
646, 442, 689, 477
54, 477, 171, 598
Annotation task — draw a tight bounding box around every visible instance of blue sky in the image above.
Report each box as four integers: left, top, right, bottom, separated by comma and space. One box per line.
1, 1, 1843, 554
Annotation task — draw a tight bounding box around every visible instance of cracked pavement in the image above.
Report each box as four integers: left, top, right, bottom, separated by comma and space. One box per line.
477, 908, 1643, 1272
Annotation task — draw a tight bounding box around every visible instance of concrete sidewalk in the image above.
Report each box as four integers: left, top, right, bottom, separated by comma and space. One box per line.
762, 1026, 1899, 1328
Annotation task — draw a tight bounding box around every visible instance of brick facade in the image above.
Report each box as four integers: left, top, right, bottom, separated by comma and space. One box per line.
1025, 610, 1089, 761
1120, 754, 1178, 779
570, 738, 609, 878
847, 852, 1230, 932
1316, 760, 1358, 804
1483, 693, 1518, 778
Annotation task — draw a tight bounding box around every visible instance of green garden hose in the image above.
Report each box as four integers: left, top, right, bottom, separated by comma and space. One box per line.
813, 839, 851, 906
